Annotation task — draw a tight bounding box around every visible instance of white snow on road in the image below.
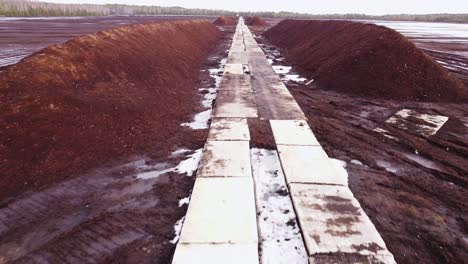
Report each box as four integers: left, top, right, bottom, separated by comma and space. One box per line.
251, 148, 308, 264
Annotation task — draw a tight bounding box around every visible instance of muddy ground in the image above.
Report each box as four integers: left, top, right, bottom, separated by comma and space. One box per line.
253, 23, 468, 264
0, 16, 215, 67
0, 23, 233, 263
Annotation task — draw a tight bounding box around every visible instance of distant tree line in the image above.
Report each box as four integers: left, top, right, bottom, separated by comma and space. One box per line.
0, 0, 467, 23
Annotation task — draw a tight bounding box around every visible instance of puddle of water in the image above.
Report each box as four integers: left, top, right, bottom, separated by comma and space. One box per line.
373, 127, 399, 141
377, 160, 398, 173
350, 159, 364, 166
403, 153, 442, 172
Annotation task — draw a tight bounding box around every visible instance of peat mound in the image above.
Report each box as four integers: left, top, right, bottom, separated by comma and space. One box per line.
213, 16, 237, 26
264, 20, 468, 102
0, 20, 222, 200
244, 16, 267, 26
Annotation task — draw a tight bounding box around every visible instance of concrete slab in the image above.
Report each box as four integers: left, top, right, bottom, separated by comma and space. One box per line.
224, 63, 244, 75
198, 140, 252, 177
270, 120, 319, 146
178, 177, 257, 243
251, 76, 305, 120
208, 118, 250, 141
173, 243, 259, 264
227, 51, 249, 64
289, 183, 394, 260
214, 89, 257, 118
385, 108, 449, 137
277, 145, 348, 186
219, 74, 251, 90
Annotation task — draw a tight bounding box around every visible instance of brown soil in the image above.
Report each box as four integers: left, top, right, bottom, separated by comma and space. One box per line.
263, 20, 468, 102
213, 16, 238, 26
0, 22, 234, 263
0, 20, 222, 202
247, 118, 276, 149
257, 31, 468, 264
0, 16, 216, 68
244, 16, 267, 26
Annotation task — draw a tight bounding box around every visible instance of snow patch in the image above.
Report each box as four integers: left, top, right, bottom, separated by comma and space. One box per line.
170, 216, 185, 244
251, 148, 308, 264
272, 65, 292, 74
330, 158, 349, 185
178, 197, 190, 207
181, 109, 211, 130
282, 74, 307, 83
137, 149, 202, 179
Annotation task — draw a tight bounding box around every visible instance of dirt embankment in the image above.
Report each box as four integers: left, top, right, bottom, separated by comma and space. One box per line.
244, 16, 267, 26
213, 16, 238, 26
264, 20, 468, 102
0, 20, 222, 201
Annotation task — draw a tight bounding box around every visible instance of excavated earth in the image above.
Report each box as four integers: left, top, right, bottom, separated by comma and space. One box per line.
213, 16, 238, 26
253, 20, 468, 264
263, 20, 468, 102
0, 20, 233, 263
0, 16, 216, 67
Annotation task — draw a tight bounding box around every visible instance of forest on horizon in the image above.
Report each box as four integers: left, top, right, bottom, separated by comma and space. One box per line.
0, 0, 467, 23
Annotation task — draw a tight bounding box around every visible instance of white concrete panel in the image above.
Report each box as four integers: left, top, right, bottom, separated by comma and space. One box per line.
227, 51, 249, 64
277, 145, 348, 186
198, 140, 252, 177
270, 120, 319, 146
224, 63, 244, 75
214, 89, 257, 118
385, 108, 449, 137
289, 183, 395, 260
178, 177, 258, 243
219, 74, 251, 90
208, 118, 250, 141
173, 243, 259, 264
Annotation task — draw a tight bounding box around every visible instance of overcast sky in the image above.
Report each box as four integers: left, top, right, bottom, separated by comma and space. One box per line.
44, 0, 468, 15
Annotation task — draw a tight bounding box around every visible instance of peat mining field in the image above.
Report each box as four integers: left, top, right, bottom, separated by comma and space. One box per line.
0, 16, 216, 68
0, 20, 232, 263
254, 19, 468, 264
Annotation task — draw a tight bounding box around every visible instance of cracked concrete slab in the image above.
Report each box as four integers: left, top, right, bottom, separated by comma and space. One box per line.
289, 183, 395, 262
